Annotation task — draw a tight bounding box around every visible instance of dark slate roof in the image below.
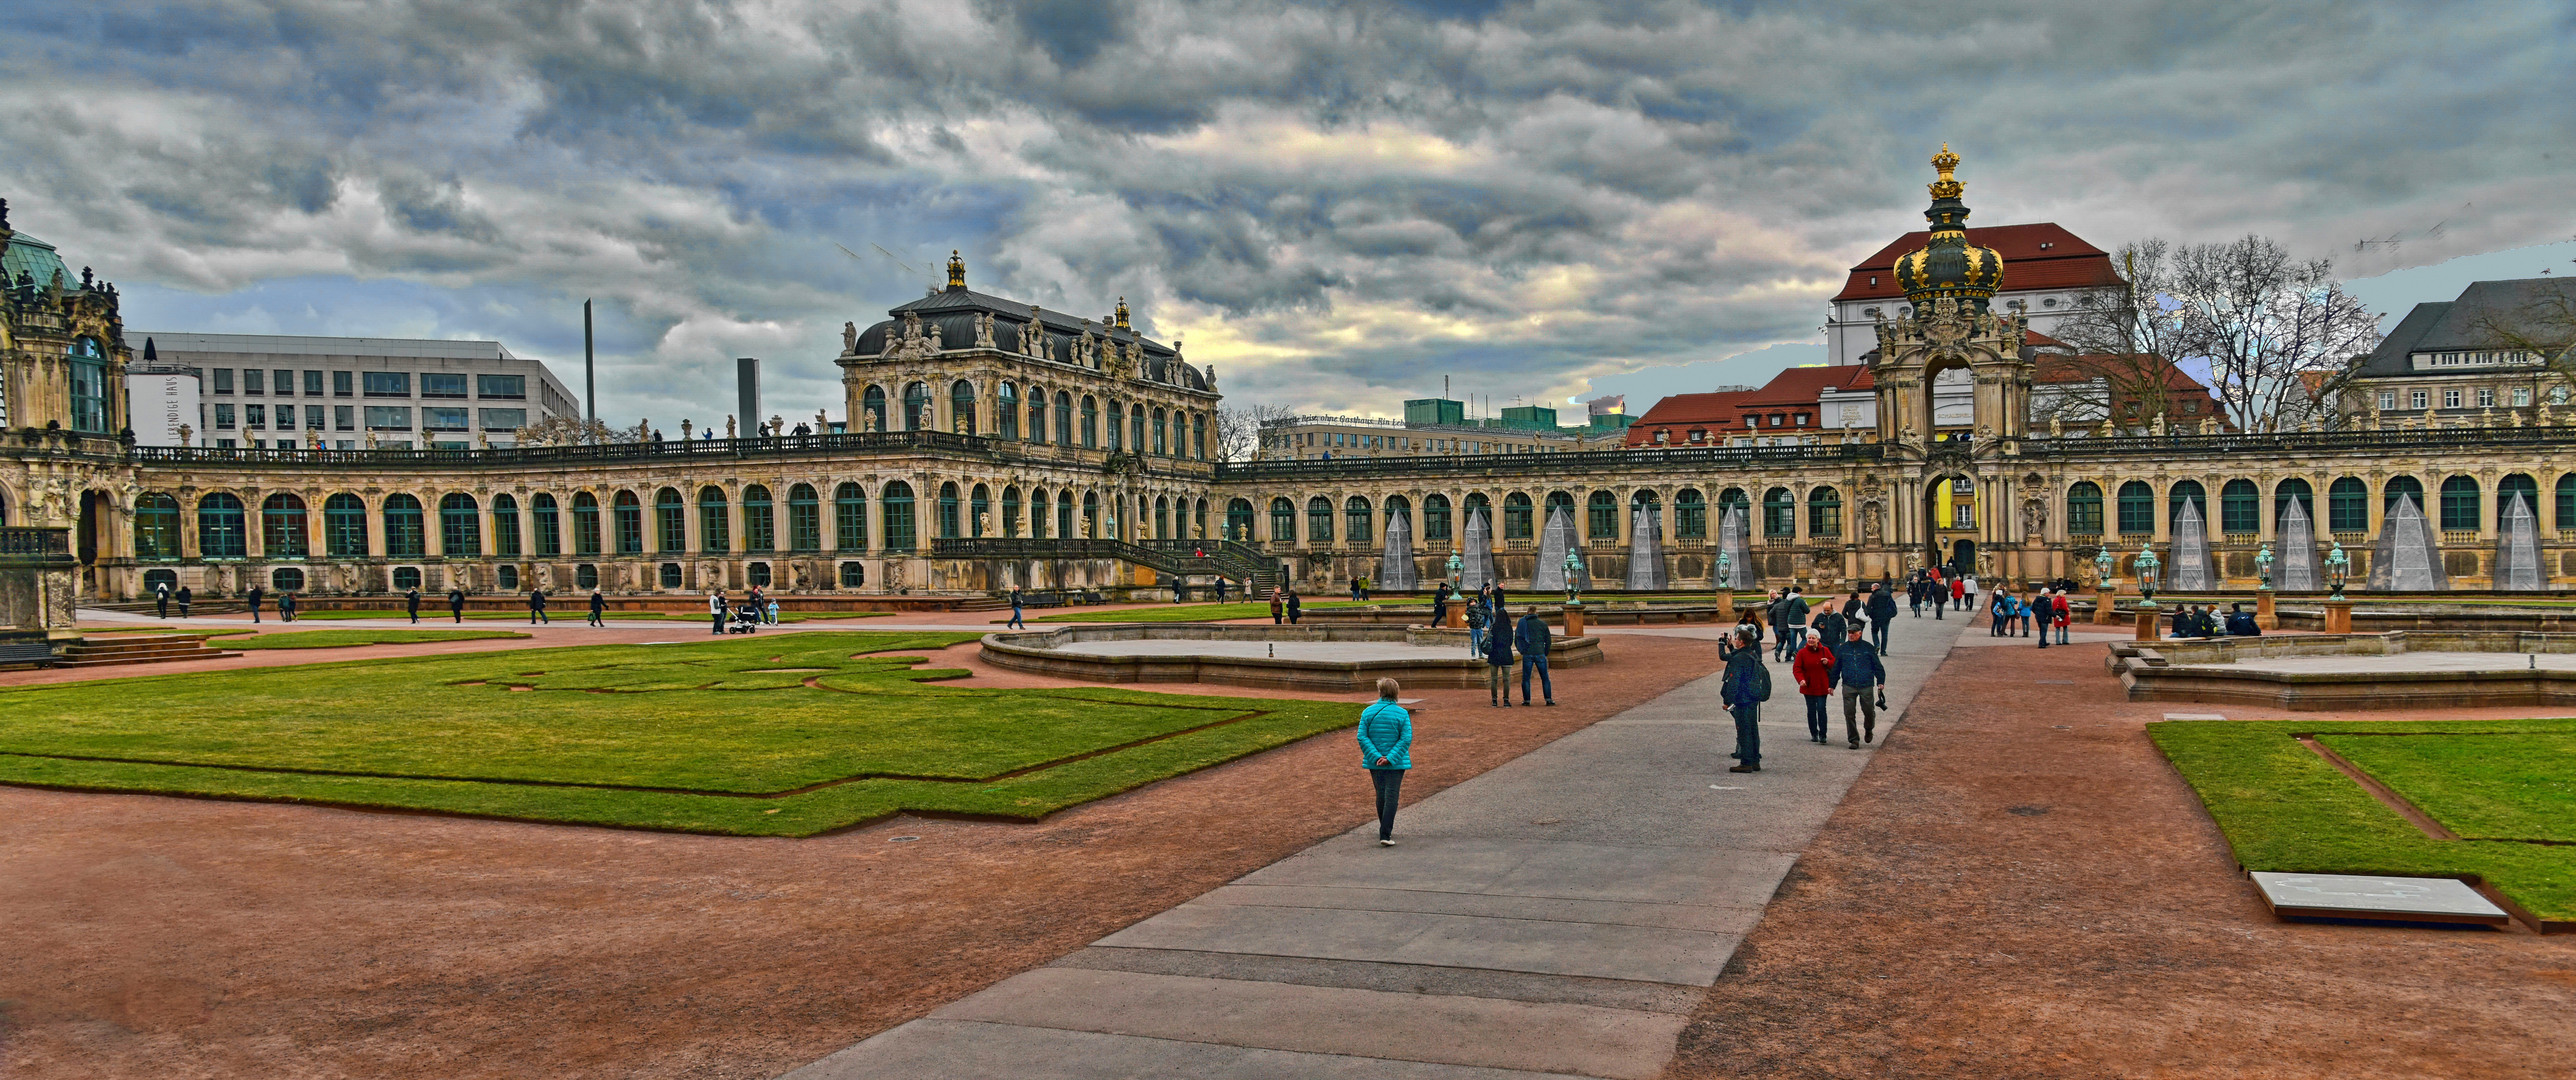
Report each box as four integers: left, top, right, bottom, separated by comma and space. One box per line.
2354, 277, 2576, 377
853, 283, 1208, 392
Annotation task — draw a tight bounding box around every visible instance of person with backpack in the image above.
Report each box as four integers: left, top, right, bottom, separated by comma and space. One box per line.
154, 581, 171, 619
277, 591, 297, 622
1466, 599, 1488, 656
1719, 628, 1767, 772
1482, 608, 1516, 707
1270, 591, 1284, 624
1793, 631, 1838, 744
1772, 588, 1809, 662
587, 589, 606, 627
1835, 623, 1887, 749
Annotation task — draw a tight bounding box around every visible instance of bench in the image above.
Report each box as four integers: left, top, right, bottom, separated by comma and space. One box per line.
0, 641, 56, 668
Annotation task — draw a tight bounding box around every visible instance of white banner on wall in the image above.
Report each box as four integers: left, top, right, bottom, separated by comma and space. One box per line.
127, 371, 202, 447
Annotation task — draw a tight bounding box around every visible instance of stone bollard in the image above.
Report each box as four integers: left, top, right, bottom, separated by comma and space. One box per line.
1562, 603, 1586, 637
2255, 591, 2278, 630
2134, 607, 2160, 642
2094, 587, 2121, 625
2322, 600, 2353, 634
1715, 591, 1736, 620
1446, 603, 1465, 629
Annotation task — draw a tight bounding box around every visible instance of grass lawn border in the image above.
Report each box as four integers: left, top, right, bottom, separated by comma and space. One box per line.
2150, 716, 2576, 927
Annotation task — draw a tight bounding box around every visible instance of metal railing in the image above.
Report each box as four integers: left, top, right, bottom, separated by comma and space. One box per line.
1217, 439, 1884, 482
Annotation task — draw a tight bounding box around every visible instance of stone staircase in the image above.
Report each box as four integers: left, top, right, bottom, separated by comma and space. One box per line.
53, 633, 241, 669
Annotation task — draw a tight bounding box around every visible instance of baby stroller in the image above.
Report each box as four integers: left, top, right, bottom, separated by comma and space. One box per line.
729, 600, 763, 634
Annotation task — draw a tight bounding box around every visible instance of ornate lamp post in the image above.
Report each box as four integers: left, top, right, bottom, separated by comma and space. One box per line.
2254, 543, 2274, 591
1715, 548, 1732, 591
1445, 548, 1463, 585
2135, 542, 2162, 610
2093, 546, 2116, 590
2324, 541, 2350, 601
1562, 548, 1585, 605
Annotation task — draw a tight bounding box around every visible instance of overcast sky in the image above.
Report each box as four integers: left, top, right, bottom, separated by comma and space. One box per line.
4, 1, 2571, 426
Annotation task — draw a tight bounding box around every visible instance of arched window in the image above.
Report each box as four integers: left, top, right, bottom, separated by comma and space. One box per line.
2167, 480, 2207, 529
950, 380, 977, 435
2220, 479, 2259, 534
1462, 493, 1491, 537
654, 488, 686, 553
697, 487, 730, 552
971, 484, 991, 538
936, 482, 962, 539
1081, 396, 1099, 448
2557, 474, 2576, 533
1544, 491, 1577, 538
199, 493, 249, 559
1001, 486, 1022, 538
1585, 490, 1618, 540
1057, 490, 1075, 539
1228, 498, 1255, 541
2439, 475, 2481, 531
1503, 493, 1534, 540
2274, 479, 2314, 526
742, 485, 775, 552
533, 493, 562, 556
2328, 477, 2368, 533
491, 494, 521, 557
1716, 488, 1751, 534
67, 336, 110, 433
1105, 399, 1124, 452
1055, 391, 1074, 444
135, 493, 183, 559
1761, 487, 1795, 538
1270, 497, 1296, 541
1308, 497, 1336, 544
2497, 474, 2538, 528
1807, 486, 1842, 538
1194, 498, 1208, 539
260, 494, 309, 558
787, 485, 821, 552
1082, 491, 1100, 538
323, 494, 367, 557
1192, 413, 1207, 459
1153, 408, 1169, 455
1153, 496, 1170, 540
2066, 482, 2104, 536
882, 481, 917, 551
1422, 494, 1452, 543
382, 494, 425, 558
862, 385, 888, 433
439, 494, 481, 556
1346, 496, 1373, 546
2385, 475, 2425, 515
1026, 386, 1047, 443
2116, 481, 2153, 535
834, 483, 867, 550
996, 383, 1019, 439
598, 492, 628, 555
903, 382, 932, 431
1675, 488, 1707, 539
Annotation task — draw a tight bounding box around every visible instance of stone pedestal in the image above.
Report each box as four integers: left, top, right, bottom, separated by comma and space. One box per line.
1562, 603, 1586, 638
1715, 591, 1735, 620
1445, 603, 1465, 629
2134, 606, 2161, 642
2255, 590, 2278, 630
2323, 600, 2353, 634
2094, 587, 2121, 625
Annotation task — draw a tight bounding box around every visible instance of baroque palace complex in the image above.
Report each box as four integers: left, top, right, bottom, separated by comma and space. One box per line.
5, 152, 2576, 614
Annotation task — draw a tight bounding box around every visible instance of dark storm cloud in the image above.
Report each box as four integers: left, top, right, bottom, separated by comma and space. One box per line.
2, 0, 2570, 420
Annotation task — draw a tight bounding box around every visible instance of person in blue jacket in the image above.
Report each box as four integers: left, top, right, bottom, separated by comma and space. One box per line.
1356, 678, 1414, 847
1834, 623, 1887, 749
1515, 606, 1555, 706
1719, 628, 1765, 772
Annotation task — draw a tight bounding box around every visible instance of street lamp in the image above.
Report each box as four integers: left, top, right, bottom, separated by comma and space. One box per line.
2324, 541, 2350, 601
2135, 542, 2162, 609
1445, 547, 1463, 586
1563, 548, 1586, 605
1715, 548, 1733, 592
2093, 546, 2116, 590
2255, 543, 2274, 591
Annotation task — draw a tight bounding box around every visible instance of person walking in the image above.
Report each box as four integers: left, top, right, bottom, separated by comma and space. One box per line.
709, 590, 728, 635
1515, 605, 1555, 706
1482, 607, 1516, 707
2053, 590, 2072, 644
277, 591, 297, 622
1950, 572, 1967, 613
1906, 575, 1923, 618
587, 589, 606, 627
1213, 577, 1229, 603
1962, 573, 1979, 613
403, 586, 419, 623
446, 586, 466, 624
177, 585, 193, 618
1719, 628, 1767, 772
1794, 630, 1838, 744
154, 581, 171, 619
247, 584, 264, 623
1356, 678, 1414, 847
1286, 590, 1303, 624
1867, 580, 1897, 655
1007, 586, 1026, 629
528, 588, 549, 625
1466, 599, 1487, 656
1834, 624, 1886, 749
1269, 590, 1284, 624
1430, 581, 1450, 629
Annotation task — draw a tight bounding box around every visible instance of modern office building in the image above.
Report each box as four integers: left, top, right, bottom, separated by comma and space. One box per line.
130, 333, 579, 449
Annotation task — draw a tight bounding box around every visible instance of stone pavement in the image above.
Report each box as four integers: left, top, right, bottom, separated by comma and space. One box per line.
780, 614, 1974, 1080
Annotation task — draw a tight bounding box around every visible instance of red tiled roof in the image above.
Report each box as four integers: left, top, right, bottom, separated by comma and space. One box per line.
1739, 364, 1872, 405
1832, 223, 2123, 302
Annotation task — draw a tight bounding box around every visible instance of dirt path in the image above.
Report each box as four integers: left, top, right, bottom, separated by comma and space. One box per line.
1, 633, 1718, 1079
1660, 632, 2576, 1079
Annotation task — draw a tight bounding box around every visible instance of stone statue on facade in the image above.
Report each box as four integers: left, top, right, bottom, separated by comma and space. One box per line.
862, 410, 877, 433
842, 321, 859, 355
2021, 497, 2047, 538
1860, 501, 1884, 545
974, 312, 996, 349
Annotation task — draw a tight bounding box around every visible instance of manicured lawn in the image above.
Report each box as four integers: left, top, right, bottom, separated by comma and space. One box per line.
0, 631, 1357, 837
279, 608, 886, 623
2151, 717, 2576, 921
1036, 600, 1378, 623
209, 628, 532, 650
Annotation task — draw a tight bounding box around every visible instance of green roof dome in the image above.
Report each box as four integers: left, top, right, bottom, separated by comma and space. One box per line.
2, 230, 73, 290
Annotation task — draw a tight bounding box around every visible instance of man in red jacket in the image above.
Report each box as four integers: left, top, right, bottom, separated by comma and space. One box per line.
1793, 634, 1839, 744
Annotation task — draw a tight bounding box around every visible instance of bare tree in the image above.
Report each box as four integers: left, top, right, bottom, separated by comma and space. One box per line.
2047, 240, 2194, 431
2165, 236, 2381, 432
1213, 401, 1294, 461
2464, 282, 2576, 405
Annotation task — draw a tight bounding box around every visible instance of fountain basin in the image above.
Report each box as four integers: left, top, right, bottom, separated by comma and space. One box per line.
982, 624, 1605, 691
2108, 631, 2576, 709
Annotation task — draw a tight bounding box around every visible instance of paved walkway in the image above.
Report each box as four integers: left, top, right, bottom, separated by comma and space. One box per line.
780, 614, 1976, 1080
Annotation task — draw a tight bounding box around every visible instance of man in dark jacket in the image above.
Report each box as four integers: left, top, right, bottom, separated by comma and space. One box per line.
1515, 606, 1555, 706
1811, 601, 1847, 651
247, 584, 264, 623
528, 588, 549, 625
2225, 603, 2262, 636
1834, 624, 1886, 749
446, 587, 467, 623
1866, 582, 1899, 654
1482, 611, 1516, 707
176, 585, 192, 617
1719, 628, 1764, 772
154, 582, 171, 618
1771, 588, 1808, 662
403, 586, 419, 623
587, 589, 606, 627
1430, 582, 1450, 630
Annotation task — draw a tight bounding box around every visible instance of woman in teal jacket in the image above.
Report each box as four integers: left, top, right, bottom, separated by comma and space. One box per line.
1357, 678, 1414, 847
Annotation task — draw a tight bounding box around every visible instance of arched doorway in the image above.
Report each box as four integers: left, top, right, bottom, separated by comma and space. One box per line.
77, 490, 112, 592
1922, 474, 1977, 572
